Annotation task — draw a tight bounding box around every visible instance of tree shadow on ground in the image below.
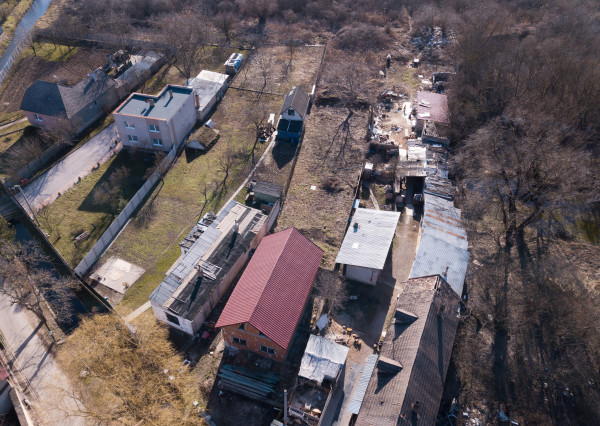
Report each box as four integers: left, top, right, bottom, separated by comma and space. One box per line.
272, 140, 297, 169
78, 150, 153, 213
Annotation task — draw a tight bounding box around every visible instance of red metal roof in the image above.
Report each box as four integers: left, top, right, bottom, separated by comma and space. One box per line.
216, 228, 323, 350
0, 364, 9, 382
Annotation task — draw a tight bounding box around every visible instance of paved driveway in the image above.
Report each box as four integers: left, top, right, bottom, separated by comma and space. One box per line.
0, 296, 87, 425
18, 123, 120, 213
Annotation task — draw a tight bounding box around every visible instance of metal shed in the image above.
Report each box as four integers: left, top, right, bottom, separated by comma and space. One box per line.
335, 208, 400, 285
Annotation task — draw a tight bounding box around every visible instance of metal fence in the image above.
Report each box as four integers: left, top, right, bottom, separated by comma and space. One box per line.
74, 145, 178, 276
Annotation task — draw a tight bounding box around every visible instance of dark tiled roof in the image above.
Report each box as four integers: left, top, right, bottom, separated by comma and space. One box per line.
20, 71, 117, 119
216, 228, 323, 349
355, 275, 460, 426
280, 86, 310, 119
253, 181, 283, 199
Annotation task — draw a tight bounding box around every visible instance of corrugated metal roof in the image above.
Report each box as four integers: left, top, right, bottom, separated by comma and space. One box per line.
149, 201, 257, 308
216, 228, 323, 350
347, 354, 378, 415
335, 208, 401, 270
298, 335, 349, 382
409, 233, 469, 296
422, 196, 468, 250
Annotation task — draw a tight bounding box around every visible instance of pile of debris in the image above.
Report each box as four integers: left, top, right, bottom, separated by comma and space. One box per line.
411, 26, 454, 50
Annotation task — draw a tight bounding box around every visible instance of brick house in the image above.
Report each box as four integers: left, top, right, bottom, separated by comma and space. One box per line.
20, 69, 119, 134
216, 227, 323, 362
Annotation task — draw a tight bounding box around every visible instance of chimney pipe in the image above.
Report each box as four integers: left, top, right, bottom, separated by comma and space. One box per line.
169, 90, 173, 99
146, 98, 155, 107
194, 93, 200, 108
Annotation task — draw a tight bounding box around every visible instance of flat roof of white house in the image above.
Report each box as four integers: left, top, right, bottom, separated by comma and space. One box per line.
335, 208, 400, 270
116, 85, 193, 120
186, 70, 228, 111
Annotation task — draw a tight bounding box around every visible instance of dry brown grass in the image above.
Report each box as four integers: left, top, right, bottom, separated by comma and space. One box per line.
276, 106, 368, 267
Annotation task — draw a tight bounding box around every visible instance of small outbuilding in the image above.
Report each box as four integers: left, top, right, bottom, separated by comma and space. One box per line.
299, 335, 349, 385
277, 86, 310, 142
335, 208, 401, 285
186, 70, 229, 123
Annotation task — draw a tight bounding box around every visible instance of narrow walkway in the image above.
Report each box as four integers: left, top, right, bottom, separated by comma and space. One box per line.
0, 116, 27, 131
19, 123, 120, 213
123, 301, 151, 323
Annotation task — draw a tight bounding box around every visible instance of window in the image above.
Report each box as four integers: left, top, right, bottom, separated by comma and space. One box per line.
233, 337, 247, 346
165, 313, 180, 325
288, 108, 294, 116
149, 124, 160, 132
124, 120, 135, 129
260, 345, 275, 355
34, 114, 43, 121
238, 324, 246, 330
152, 138, 163, 146
127, 135, 138, 142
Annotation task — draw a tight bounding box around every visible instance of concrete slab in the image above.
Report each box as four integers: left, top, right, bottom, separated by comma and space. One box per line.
90, 256, 145, 294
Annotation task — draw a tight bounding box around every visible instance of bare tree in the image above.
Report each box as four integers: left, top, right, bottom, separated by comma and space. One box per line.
252, 50, 274, 92
92, 166, 131, 214
215, 11, 235, 44
238, 0, 275, 31
158, 11, 209, 80
455, 112, 592, 254
315, 269, 349, 315
0, 240, 77, 326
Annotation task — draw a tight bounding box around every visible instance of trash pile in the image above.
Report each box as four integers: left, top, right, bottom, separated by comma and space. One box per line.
412, 26, 454, 50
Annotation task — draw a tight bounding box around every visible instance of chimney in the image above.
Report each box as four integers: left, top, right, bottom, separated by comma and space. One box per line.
437, 305, 445, 316
146, 98, 155, 107
411, 401, 420, 414
194, 93, 200, 108
169, 90, 173, 99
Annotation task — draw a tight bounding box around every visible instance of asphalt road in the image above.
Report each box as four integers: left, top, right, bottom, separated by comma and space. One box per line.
0, 296, 87, 425
18, 123, 120, 213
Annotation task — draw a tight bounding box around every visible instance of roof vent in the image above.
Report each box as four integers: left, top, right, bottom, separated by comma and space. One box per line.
168, 90, 174, 99
146, 98, 155, 107
353, 222, 359, 231
377, 356, 403, 374
394, 308, 418, 324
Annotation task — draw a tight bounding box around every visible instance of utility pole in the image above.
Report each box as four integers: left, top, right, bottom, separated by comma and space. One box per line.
283, 389, 288, 425
13, 184, 40, 227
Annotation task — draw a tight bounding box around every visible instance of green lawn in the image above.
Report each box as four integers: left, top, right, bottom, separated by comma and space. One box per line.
106, 91, 281, 310
38, 150, 154, 267
21, 42, 79, 62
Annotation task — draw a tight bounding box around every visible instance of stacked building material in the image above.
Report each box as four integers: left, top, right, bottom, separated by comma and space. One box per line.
218, 365, 280, 402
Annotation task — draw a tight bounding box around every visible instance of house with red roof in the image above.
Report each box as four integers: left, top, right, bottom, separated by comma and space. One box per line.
216, 227, 323, 362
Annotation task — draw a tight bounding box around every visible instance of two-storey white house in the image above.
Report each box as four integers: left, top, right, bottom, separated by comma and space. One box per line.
113, 85, 196, 151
